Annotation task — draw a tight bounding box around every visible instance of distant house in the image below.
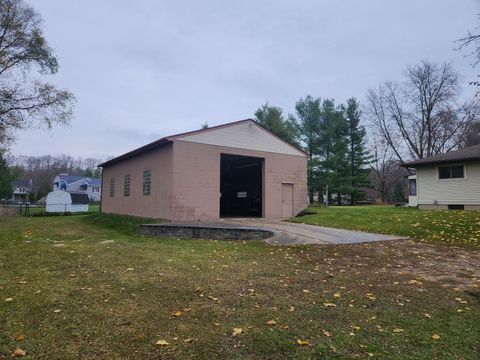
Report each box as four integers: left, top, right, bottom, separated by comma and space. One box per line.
46, 190, 89, 213
11, 179, 32, 203
402, 144, 480, 210
53, 174, 101, 201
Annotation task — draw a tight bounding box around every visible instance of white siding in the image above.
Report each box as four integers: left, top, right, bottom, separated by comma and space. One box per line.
46, 190, 72, 213
46, 190, 87, 213
71, 204, 89, 213
408, 175, 418, 207
417, 162, 480, 205
176, 121, 306, 157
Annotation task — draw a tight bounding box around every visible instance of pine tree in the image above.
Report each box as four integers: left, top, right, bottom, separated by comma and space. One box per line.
289, 96, 322, 203
317, 99, 350, 205
254, 103, 298, 146
344, 98, 371, 204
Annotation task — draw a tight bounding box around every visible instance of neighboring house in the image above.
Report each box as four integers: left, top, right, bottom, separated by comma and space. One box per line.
46, 190, 89, 213
53, 174, 101, 201
11, 179, 32, 202
99, 119, 308, 221
402, 144, 480, 210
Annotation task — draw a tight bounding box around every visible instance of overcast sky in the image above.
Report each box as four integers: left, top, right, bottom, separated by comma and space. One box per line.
10, 0, 480, 160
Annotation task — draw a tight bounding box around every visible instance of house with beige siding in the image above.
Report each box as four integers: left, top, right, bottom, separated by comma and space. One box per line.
98, 119, 308, 221
402, 144, 480, 210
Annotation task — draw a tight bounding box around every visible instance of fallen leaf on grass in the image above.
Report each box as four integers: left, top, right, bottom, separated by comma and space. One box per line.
422, 313, 431, 318
207, 295, 219, 302
4, 297, 13, 302
393, 328, 404, 333
16, 335, 25, 341
408, 279, 423, 285
323, 303, 336, 307
232, 328, 243, 336
432, 334, 441, 340
172, 311, 183, 317
322, 330, 331, 337
12, 348, 26, 357
296, 339, 310, 346
266, 320, 277, 326
53, 309, 62, 313
184, 338, 193, 343
155, 340, 169, 346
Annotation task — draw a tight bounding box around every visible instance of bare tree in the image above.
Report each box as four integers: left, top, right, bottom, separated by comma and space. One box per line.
0, 0, 75, 149
10, 154, 103, 199
462, 121, 480, 147
457, 20, 480, 66
366, 61, 478, 163
369, 138, 400, 202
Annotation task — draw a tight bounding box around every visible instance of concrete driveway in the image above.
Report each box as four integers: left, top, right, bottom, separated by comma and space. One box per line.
223, 218, 406, 245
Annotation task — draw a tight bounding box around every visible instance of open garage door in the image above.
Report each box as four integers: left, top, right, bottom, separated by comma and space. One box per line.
220, 154, 263, 218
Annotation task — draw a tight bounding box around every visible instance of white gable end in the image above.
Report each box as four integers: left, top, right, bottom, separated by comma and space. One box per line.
175, 121, 305, 157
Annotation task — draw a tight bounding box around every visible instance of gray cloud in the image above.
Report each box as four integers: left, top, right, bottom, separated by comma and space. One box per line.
11, 0, 479, 159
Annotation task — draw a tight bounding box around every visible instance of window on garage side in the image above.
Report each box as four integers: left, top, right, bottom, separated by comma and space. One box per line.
438, 165, 464, 179
124, 174, 131, 197
109, 177, 115, 197
143, 170, 151, 195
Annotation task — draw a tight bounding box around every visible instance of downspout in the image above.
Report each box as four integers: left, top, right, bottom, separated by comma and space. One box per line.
99, 166, 103, 213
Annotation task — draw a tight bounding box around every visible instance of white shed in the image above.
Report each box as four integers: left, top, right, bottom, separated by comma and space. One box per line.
46, 190, 89, 213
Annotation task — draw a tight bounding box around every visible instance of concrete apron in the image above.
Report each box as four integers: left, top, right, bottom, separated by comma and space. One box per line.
221, 218, 407, 245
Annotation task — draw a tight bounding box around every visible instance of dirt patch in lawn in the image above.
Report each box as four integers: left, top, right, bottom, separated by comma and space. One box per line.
359, 239, 480, 290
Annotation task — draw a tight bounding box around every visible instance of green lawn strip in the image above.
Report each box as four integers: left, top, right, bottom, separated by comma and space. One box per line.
291, 206, 480, 249
0, 214, 479, 359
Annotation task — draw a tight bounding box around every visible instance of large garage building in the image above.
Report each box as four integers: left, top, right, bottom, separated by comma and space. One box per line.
99, 119, 308, 221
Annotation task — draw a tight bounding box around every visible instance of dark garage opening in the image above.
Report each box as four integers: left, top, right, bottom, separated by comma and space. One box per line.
220, 154, 263, 218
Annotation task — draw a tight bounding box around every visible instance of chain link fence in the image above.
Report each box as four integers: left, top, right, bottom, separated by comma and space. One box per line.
1, 200, 100, 217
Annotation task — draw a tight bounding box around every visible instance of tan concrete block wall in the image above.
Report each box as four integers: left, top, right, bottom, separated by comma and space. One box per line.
101, 144, 173, 219
171, 140, 307, 221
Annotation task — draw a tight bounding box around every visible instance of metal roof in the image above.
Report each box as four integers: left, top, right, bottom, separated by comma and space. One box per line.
98, 119, 307, 168
70, 193, 89, 204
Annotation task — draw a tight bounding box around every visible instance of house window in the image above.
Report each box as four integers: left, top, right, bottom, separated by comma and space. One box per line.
109, 178, 115, 197
438, 165, 464, 179
143, 170, 151, 196
124, 175, 131, 197
409, 179, 417, 196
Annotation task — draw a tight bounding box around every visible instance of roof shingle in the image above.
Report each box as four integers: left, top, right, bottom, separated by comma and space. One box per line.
402, 144, 480, 167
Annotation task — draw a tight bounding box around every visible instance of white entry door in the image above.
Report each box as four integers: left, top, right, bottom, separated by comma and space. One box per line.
282, 183, 294, 219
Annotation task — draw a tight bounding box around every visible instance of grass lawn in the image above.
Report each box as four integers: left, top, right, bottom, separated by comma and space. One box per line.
292, 206, 480, 249
0, 213, 479, 359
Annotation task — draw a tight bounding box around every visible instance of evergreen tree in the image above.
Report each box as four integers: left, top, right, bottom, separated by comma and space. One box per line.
344, 98, 370, 204
289, 96, 322, 203
254, 103, 298, 146
0, 152, 12, 198
317, 99, 350, 205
